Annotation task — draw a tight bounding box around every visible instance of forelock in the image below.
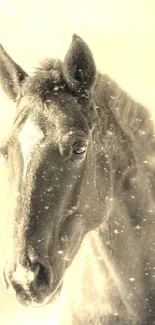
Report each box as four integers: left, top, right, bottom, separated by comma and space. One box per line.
22, 58, 65, 99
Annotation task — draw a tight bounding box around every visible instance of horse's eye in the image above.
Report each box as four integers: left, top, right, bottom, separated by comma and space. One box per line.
72, 142, 86, 155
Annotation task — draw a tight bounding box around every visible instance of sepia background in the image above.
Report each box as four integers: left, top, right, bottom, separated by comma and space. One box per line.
0, 0, 155, 324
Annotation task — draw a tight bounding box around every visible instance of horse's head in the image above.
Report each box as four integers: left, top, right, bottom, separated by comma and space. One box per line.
0, 35, 112, 306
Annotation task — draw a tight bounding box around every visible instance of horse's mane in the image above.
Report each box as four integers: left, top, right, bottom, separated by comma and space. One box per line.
94, 73, 155, 149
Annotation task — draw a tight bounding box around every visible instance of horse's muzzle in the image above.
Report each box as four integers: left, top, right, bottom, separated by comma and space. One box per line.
3, 259, 54, 306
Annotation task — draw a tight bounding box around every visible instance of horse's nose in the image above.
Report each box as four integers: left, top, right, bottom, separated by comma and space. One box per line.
4, 259, 53, 305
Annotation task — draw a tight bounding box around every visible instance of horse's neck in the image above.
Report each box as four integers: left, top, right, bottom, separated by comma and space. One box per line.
93, 72, 155, 230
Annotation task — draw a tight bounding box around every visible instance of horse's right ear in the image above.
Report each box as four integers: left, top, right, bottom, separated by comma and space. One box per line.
0, 45, 28, 101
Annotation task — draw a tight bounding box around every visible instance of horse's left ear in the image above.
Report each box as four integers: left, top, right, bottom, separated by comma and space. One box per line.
63, 34, 96, 92
0, 44, 28, 101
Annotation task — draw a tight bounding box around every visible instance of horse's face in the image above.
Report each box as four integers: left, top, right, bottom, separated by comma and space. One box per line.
0, 35, 112, 306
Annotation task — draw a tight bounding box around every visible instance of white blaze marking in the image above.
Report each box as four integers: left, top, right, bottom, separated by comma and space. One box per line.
14, 263, 36, 285
18, 119, 44, 179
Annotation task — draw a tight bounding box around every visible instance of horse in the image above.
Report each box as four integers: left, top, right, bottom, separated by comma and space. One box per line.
0, 34, 155, 325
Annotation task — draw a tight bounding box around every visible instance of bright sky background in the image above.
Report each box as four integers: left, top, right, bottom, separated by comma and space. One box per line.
0, 0, 155, 324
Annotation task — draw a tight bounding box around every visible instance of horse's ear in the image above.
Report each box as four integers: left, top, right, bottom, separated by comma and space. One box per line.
0, 44, 28, 100
63, 34, 96, 92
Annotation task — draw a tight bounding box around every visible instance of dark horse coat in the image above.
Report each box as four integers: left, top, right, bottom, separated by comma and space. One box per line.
0, 34, 155, 324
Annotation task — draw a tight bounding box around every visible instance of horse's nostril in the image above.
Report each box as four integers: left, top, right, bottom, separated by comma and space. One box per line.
12, 281, 23, 295
35, 262, 51, 288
